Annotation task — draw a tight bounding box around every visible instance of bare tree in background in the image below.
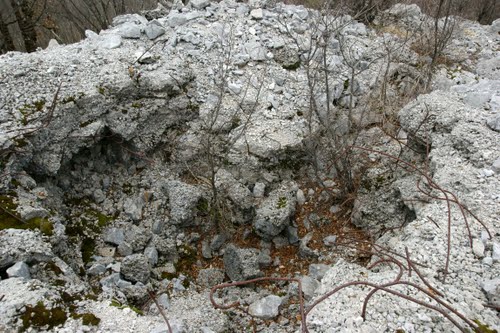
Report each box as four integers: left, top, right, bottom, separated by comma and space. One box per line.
0, 0, 47, 52
0, 0, 157, 53
0, 14, 16, 53
56, 0, 124, 34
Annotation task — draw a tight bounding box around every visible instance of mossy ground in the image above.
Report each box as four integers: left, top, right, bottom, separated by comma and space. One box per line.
64, 198, 115, 264
20, 302, 67, 332
0, 195, 54, 235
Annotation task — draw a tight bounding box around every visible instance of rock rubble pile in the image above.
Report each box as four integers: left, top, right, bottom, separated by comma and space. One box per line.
0, 0, 498, 332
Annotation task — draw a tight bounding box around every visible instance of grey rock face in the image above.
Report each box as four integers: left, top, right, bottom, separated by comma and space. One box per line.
6, 262, 30, 279
253, 182, 266, 198
244, 41, 267, 61
0, 229, 53, 269
113, 23, 142, 39
308, 264, 330, 281
492, 242, 500, 262
104, 228, 125, 246
248, 295, 282, 320
196, 268, 224, 288
164, 180, 202, 226
145, 20, 166, 40
223, 244, 263, 281
124, 225, 152, 252
201, 240, 212, 259
112, 14, 148, 26
167, 12, 188, 27
323, 235, 337, 247
300, 276, 319, 300
472, 240, 485, 258
157, 293, 170, 309
399, 91, 468, 145
87, 263, 106, 276
486, 114, 500, 132
98, 34, 122, 49
299, 232, 317, 259
118, 242, 133, 256
253, 182, 297, 240
215, 169, 254, 211
123, 196, 144, 222
121, 254, 150, 284
351, 173, 415, 237
144, 247, 159, 266
190, 0, 210, 10
481, 279, 500, 307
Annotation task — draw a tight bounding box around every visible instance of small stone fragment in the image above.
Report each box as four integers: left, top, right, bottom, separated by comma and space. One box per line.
473, 240, 485, 258
121, 254, 150, 284
248, 295, 282, 320
7, 262, 30, 279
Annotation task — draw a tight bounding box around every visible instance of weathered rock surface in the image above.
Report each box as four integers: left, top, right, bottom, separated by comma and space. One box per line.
0, 1, 498, 332
121, 254, 150, 284
253, 182, 297, 240
248, 295, 282, 319
223, 244, 264, 281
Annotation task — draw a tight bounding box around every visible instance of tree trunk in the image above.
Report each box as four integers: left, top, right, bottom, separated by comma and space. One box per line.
10, 0, 38, 52
0, 15, 16, 53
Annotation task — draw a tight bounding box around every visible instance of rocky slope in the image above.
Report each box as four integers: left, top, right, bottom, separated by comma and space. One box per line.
0, 0, 499, 332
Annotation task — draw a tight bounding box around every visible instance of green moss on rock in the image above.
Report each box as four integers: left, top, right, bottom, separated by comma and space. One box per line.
20, 301, 67, 332
71, 313, 101, 326
0, 196, 53, 235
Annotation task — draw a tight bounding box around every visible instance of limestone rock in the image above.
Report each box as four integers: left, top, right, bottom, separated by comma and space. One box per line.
223, 244, 263, 281
248, 295, 282, 320
121, 254, 150, 284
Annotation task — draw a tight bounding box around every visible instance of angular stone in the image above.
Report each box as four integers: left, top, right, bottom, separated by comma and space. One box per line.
201, 240, 212, 259
88, 263, 106, 276
492, 158, 500, 173
301, 276, 319, 299
156, 293, 170, 310
123, 196, 144, 222
309, 264, 330, 281
191, 0, 210, 10
245, 41, 267, 61
118, 242, 133, 256
145, 20, 166, 40
486, 114, 500, 132
99, 34, 122, 49
167, 12, 187, 27
197, 268, 224, 288
492, 242, 500, 262
250, 8, 263, 20
7, 262, 30, 279
296, 189, 306, 205
121, 254, 150, 284
253, 183, 297, 240
253, 182, 266, 198
124, 225, 152, 252
323, 235, 337, 246
104, 228, 125, 246
144, 247, 159, 266
85, 30, 98, 39
100, 273, 120, 288
223, 244, 263, 281
248, 295, 282, 319
473, 240, 485, 258
210, 234, 228, 252
285, 226, 299, 245
481, 279, 500, 307
114, 23, 142, 39
299, 233, 317, 258
164, 180, 202, 226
